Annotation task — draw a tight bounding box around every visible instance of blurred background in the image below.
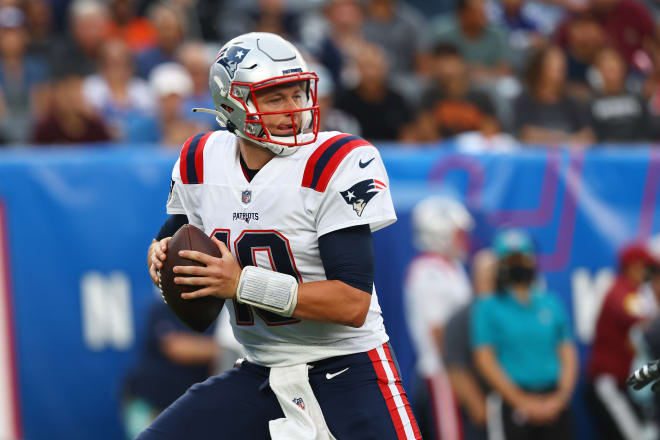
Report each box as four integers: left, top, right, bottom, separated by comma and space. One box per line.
2, 0, 660, 438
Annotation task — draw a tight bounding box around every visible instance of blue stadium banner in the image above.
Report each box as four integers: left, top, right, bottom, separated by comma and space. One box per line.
0, 144, 658, 439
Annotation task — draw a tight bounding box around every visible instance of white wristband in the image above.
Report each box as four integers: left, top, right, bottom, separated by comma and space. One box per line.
236, 266, 299, 317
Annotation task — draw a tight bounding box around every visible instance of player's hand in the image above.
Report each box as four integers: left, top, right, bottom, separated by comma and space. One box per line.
148, 237, 171, 287
628, 360, 660, 392
173, 237, 242, 300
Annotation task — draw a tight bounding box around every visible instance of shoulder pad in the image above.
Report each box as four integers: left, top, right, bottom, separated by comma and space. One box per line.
179, 132, 213, 184
301, 133, 373, 192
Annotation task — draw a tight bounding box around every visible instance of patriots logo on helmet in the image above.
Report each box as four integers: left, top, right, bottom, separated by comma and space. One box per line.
215, 46, 251, 79
340, 179, 387, 217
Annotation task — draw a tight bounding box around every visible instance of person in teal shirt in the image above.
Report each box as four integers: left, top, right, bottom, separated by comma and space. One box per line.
471, 229, 578, 439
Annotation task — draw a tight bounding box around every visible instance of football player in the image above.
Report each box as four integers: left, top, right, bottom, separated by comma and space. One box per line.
143, 32, 421, 439
403, 196, 474, 440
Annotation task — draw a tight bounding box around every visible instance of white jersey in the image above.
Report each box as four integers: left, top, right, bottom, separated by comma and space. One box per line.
166, 130, 397, 367
403, 254, 472, 376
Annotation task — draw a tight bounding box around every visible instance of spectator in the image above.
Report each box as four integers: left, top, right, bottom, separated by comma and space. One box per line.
0, 6, 49, 144
488, 0, 549, 71
643, 37, 660, 98
24, 0, 55, 60
427, 0, 511, 85
642, 0, 660, 20
107, 0, 157, 53
361, 0, 428, 78
334, 41, 414, 141
82, 39, 155, 142
561, 13, 607, 102
414, 44, 498, 142
588, 47, 650, 142
641, 39, 660, 134
587, 242, 655, 440
176, 42, 216, 131
407, 0, 456, 17
149, 62, 204, 147
249, 0, 301, 39
50, 0, 111, 77
454, 103, 519, 152
361, 0, 430, 104
310, 61, 361, 135
556, 0, 655, 73
135, 4, 186, 79
214, 0, 302, 45
32, 70, 112, 145
301, 0, 365, 89
443, 248, 498, 440
513, 45, 595, 145
404, 196, 474, 440
472, 229, 578, 439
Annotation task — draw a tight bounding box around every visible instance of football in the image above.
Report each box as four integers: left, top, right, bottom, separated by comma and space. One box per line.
159, 224, 225, 332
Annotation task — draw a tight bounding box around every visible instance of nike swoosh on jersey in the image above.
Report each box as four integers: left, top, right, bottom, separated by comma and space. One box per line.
359, 158, 375, 168
325, 367, 350, 380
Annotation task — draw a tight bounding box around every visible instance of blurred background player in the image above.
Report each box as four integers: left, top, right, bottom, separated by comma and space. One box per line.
472, 229, 578, 439
404, 195, 474, 440
587, 242, 657, 440
120, 294, 242, 440
630, 235, 660, 435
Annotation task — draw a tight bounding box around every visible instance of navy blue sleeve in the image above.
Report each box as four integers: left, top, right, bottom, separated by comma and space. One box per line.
318, 224, 374, 294
156, 214, 189, 240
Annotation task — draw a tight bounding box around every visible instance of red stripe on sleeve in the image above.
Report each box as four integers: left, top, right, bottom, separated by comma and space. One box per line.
315, 138, 372, 192
179, 135, 194, 184
194, 132, 212, 184
301, 133, 350, 188
374, 179, 387, 188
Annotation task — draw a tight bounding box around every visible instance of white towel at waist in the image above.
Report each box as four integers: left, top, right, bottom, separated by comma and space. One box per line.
268, 363, 337, 440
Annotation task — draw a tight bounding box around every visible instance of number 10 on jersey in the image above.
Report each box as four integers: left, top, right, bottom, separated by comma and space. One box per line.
212, 229, 302, 326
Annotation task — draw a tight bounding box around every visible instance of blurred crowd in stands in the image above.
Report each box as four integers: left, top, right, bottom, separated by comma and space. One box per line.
4, 0, 660, 148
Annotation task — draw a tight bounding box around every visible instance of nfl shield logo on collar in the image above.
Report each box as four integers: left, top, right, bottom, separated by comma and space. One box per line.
241, 190, 252, 204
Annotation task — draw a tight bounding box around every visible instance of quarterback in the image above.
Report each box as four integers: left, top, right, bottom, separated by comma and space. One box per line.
143, 32, 420, 439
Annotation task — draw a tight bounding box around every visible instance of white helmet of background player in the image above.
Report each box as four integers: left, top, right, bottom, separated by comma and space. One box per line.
412, 196, 474, 259
194, 32, 320, 156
